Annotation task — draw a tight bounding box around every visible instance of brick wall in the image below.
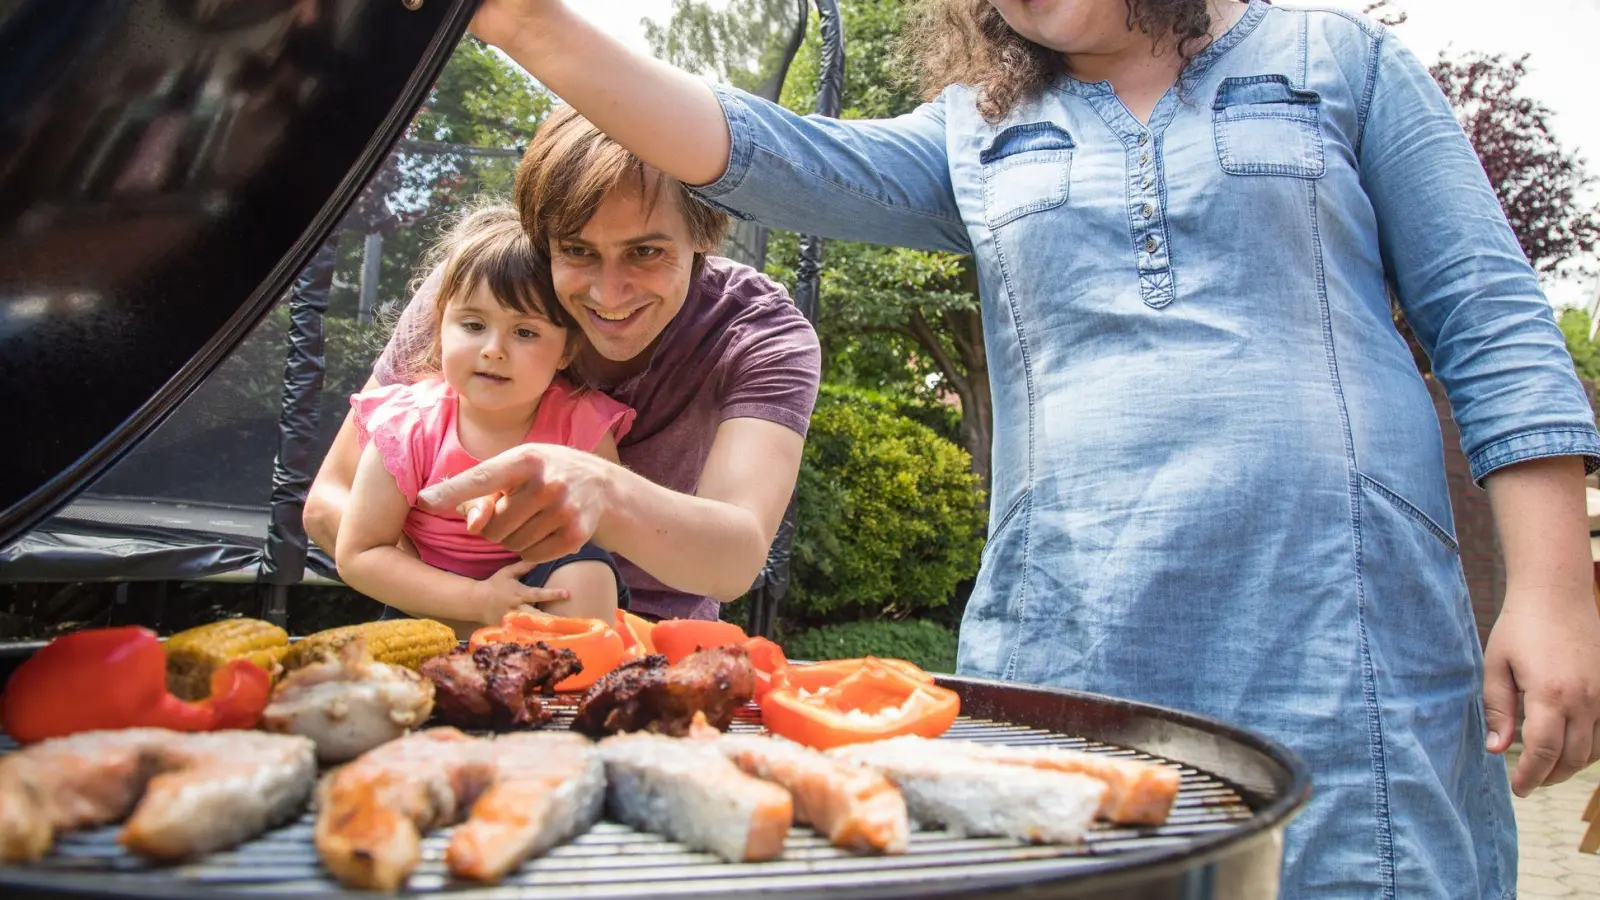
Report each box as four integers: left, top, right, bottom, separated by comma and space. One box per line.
1429, 377, 1504, 646
1432, 376, 1597, 647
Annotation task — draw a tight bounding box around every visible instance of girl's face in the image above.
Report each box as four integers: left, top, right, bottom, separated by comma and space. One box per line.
987, 0, 1142, 56
439, 280, 571, 420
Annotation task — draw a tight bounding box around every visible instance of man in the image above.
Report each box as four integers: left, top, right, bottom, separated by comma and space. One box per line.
305, 106, 821, 621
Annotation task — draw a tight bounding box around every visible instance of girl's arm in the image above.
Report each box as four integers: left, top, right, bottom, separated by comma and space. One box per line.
468, 0, 968, 254
336, 442, 566, 624
1358, 33, 1600, 793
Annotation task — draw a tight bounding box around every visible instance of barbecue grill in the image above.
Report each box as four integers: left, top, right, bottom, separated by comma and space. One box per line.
1, 2, 1309, 897
0, 656, 1309, 900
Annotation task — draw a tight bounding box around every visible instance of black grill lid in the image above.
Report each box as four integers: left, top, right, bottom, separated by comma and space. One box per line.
0, 0, 475, 550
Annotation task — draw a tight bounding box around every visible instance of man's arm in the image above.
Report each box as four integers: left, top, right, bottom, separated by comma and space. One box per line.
303, 377, 378, 556
1481, 455, 1600, 795
422, 418, 803, 603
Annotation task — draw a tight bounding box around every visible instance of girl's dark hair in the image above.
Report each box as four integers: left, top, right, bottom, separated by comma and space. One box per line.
409, 204, 579, 378
900, 0, 1217, 121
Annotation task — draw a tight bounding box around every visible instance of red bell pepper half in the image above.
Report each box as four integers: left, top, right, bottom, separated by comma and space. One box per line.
0, 626, 271, 744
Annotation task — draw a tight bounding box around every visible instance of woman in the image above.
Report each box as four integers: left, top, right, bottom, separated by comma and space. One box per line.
449, 1, 1600, 895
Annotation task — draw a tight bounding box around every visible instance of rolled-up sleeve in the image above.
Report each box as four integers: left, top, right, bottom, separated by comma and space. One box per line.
1357, 31, 1600, 484
692, 84, 972, 255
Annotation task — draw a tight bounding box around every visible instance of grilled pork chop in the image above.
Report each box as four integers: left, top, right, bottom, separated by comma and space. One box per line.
0, 728, 315, 862
572, 646, 755, 737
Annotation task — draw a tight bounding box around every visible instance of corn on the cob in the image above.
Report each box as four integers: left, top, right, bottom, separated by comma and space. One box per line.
283, 619, 457, 672
165, 618, 290, 700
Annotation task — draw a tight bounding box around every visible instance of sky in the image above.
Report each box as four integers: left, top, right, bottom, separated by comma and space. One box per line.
568, 0, 1600, 309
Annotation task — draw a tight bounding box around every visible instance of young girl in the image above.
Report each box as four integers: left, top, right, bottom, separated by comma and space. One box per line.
463, 0, 1600, 896
335, 205, 635, 637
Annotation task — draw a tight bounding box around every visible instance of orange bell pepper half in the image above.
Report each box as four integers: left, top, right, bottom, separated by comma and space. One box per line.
0, 626, 271, 744
759, 657, 960, 750
469, 612, 625, 691
614, 610, 657, 661
650, 618, 750, 665
777, 657, 934, 692
743, 636, 789, 701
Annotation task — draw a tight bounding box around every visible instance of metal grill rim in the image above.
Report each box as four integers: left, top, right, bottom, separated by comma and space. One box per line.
0, 695, 1265, 898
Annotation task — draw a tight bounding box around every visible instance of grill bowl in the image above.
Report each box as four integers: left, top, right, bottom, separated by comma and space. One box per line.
0, 661, 1309, 900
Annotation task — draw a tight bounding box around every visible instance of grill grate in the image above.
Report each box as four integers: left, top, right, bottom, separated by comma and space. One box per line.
0, 698, 1259, 898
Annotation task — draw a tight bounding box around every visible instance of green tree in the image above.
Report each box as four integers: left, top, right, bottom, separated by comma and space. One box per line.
1557, 307, 1600, 385
331, 39, 554, 318
650, 0, 995, 487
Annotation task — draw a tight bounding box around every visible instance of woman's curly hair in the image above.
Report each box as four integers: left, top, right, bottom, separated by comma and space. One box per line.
899, 0, 1218, 122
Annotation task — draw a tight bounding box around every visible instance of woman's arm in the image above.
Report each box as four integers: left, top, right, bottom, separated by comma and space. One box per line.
1481, 457, 1600, 795
469, 0, 968, 254
336, 442, 565, 623
1358, 32, 1600, 793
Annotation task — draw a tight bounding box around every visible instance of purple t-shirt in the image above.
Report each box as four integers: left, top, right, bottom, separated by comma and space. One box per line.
372, 256, 822, 621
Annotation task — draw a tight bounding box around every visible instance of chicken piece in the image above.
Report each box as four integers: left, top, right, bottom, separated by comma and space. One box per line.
446, 733, 605, 882
0, 728, 316, 863
314, 728, 604, 890
260, 638, 435, 763
419, 643, 580, 730
598, 731, 793, 863
571, 646, 755, 738
717, 733, 909, 854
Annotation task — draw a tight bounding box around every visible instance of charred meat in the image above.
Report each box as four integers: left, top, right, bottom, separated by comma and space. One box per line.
571, 646, 754, 738
419, 643, 580, 730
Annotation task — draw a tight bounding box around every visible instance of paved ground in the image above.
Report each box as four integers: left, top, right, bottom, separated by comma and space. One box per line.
1508, 747, 1600, 898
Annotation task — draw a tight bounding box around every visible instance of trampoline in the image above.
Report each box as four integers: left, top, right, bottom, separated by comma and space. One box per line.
0, 0, 845, 636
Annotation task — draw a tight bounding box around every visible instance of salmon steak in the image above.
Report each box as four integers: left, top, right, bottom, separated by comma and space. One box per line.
0, 728, 316, 863
831, 740, 1108, 844
715, 733, 908, 854
598, 731, 793, 863
314, 727, 604, 890
843, 735, 1180, 825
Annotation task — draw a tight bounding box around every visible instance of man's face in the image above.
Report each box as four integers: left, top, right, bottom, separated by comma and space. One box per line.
548, 181, 709, 370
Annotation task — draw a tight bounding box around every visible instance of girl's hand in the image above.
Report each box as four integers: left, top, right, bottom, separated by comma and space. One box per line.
1483, 594, 1600, 796
471, 559, 572, 625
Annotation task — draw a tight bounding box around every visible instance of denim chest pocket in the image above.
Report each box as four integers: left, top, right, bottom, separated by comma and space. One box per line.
981, 122, 1073, 229
1212, 75, 1325, 178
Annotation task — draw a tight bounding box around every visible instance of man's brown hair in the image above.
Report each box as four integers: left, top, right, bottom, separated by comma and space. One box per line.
514, 104, 730, 261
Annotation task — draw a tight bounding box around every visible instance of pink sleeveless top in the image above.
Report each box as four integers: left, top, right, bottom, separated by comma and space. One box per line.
350, 378, 635, 580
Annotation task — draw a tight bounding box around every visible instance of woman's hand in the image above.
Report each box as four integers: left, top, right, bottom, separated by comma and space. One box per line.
467, 0, 564, 53
470, 559, 572, 626
419, 444, 615, 564
1482, 455, 1600, 796
1483, 594, 1600, 796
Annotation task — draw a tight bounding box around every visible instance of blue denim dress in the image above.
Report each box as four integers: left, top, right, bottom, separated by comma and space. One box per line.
693, 2, 1600, 897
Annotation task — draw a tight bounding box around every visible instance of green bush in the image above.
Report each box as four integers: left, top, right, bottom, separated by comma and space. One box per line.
784, 619, 959, 673
789, 384, 985, 624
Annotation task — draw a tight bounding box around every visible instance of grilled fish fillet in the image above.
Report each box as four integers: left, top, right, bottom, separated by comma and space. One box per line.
831, 742, 1107, 844
0, 728, 316, 863
861, 736, 1181, 825
446, 732, 605, 882
598, 732, 793, 863
716, 734, 908, 854
315, 728, 605, 890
